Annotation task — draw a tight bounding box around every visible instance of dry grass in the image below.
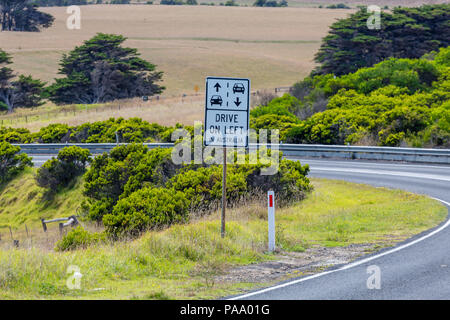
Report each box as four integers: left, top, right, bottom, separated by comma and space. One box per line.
0, 95, 206, 130
0, 5, 352, 97
0, 88, 285, 131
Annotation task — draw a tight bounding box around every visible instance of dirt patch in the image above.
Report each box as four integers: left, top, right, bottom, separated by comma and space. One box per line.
217, 243, 381, 284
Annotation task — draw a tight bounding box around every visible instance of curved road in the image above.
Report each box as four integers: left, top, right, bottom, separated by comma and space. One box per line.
232, 158, 450, 300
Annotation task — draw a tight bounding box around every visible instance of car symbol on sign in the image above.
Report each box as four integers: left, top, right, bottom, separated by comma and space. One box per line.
210, 95, 223, 106
233, 83, 245, 94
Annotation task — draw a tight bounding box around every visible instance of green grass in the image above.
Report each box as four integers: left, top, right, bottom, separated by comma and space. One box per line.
0, 176, 447, 299
0, 168, 84, 232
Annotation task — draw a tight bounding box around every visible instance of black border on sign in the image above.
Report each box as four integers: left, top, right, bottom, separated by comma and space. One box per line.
204, 76, 250, 148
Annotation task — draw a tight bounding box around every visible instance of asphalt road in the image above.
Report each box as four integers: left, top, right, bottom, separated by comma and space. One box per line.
29, 155, 450, 299
231, 158, 450, 300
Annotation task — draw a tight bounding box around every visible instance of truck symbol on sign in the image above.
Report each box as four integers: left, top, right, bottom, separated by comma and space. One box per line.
210, 95, 223, 106
233, 83, 245, 94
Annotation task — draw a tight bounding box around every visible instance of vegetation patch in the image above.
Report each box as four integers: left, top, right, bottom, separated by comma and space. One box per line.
82, 144, 311, 237
250, 46, 450, 148
0, 178, 446, 299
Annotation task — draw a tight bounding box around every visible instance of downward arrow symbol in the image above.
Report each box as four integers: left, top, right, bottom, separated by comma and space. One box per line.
234, 97, 242, 107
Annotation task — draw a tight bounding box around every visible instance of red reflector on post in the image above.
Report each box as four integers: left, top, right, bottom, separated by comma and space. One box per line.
269, 194, 273, 208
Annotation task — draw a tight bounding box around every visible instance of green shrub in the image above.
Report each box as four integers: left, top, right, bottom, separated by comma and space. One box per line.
0, 118, 178, 144
37, 124, 70, 143
55, 226, 106, 251
168, 166, 222, 211
0, 142, 32, 184
36, 146, 91, 192
0, 127, 33, 143
70, 118, 170, 143
103, 187, 189, 237
83, 144, 180, 222
82, 143, 311, 237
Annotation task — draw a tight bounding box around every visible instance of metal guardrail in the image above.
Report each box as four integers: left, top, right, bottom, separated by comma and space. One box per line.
278, 144, 450, 164
14, 143, 174, 155
13, 143, 450, 164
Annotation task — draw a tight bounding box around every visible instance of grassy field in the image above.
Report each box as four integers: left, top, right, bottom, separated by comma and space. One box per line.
0, 174, 447, 299
1, 5, 351, 97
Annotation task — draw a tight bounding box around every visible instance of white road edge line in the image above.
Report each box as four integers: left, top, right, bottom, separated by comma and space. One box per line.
296, 159, 450, 170
229, 198, 450, 300
310, 167, 450, 182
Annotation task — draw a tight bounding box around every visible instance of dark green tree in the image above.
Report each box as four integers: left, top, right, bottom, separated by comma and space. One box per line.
47, 33, 165, 105
315, 4, 450, 76
0, 49, 45, 112
0, 0, 54, 31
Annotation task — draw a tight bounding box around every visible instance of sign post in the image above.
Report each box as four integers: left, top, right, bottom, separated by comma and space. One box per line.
268, 190, 275, 252
221, 148, 226, 238
204, 77, 250, 237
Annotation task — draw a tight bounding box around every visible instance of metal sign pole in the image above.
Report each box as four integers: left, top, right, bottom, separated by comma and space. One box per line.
221, 147, 227, 238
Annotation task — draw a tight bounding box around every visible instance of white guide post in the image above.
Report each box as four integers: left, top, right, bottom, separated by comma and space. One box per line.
267, 190, 275, 252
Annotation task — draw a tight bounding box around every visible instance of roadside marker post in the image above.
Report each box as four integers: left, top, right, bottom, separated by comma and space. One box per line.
268, 190, 275, 252
204, 77, 250, 238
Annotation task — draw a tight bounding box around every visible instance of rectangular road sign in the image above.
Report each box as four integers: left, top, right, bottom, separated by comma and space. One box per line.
204, 77, 250, 147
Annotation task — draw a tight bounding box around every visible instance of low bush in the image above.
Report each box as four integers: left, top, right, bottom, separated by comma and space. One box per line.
55, 226, 106, 251
0, 127, 33, 143
36, 146, 91, 192
0, 118, 180, 144
104, 187, 190, 237
83, 144, 179, 222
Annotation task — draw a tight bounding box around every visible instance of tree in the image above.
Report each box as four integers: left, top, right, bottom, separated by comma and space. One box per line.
314, 4, 450, 76
0, 49, 14, 110
0, 49, 45, 112
47, 33, 165, 105
0, 0, 54, 32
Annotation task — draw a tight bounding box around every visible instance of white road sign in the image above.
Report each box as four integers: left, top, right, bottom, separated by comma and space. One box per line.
204, 77, 250, 147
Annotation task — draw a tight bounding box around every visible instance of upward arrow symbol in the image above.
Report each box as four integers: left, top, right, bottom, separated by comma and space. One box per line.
214, 83, 221, 92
